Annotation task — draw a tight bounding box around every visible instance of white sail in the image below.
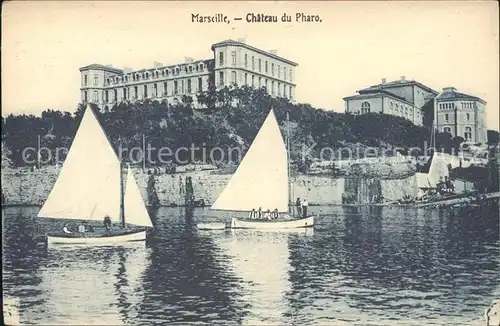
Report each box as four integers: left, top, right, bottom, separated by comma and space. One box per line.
211, 109, 289, 212
123, 166, 153, 228
37, 106, 121, 222
427, 152, 450, 187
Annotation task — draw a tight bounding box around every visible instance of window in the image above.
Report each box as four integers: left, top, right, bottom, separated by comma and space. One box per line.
271, 81, 275, 95
265, 61, 268, 73
390, 102, 393, 110
444, 127, 452, 134
245, 54, 248, 68
231, 52, 236, 65
284, 67, 287, 80
445, 113, 449, 121
258, 59, 262, 72
84, 75, 88, 86
245, 73, 248, 85
164, 82, 168, 95
181, 80, 185, 94
123, 88, 127, 100
134, 86, 138, 99
174, 81, 178, 94
278, 82, 281, 96
395, 104, 399, 112
198, 77, 203, 92
252, 56, 255, 70
187, 79, 192, 93
465, 127, 472, 140
114, 89, 117, 102
219, 71, 224, 86
284, 85, 287, 98
259, 77, 262, 88
219, 52, 224, 66
154, 84, 158, 97
278, 65, 281, 78
272, 63, 275, 76
231, 71, 237, 85
93, 91, 98, 102
188, 66, 192, 73
265, 78, 268, 89
361, 102, 371, 114
93, 75, 98, 86
143, 85, 148, 98
466, 113, 470, 121
289, 87, 292, 99
83, 90, 88, 102
289, 69, 292, 82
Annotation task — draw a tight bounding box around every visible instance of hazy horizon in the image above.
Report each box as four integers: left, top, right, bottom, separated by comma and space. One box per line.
2, 1, 499, 130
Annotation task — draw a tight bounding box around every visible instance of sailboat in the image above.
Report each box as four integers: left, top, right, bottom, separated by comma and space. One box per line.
37, 105, 154, 245
210, 108, 314, 229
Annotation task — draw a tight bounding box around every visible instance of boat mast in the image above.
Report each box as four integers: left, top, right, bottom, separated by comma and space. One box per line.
286, 111, 292, 216
119, 137, 125, 229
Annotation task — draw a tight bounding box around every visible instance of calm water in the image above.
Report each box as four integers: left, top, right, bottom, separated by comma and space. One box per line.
2, 205, 499, 325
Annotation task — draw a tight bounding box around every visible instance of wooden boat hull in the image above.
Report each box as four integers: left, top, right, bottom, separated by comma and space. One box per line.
47, 229, 146, 246
230, 216, 314, 229
197, 223, 226, 230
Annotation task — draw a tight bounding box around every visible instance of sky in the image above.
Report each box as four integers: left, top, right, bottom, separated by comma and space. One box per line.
2, 1, 499, 130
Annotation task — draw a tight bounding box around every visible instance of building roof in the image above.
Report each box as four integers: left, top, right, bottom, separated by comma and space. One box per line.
359, 79, 439, 95
436, 87, 486, 104
211, 39, 298, 66
79, 64, 123, 74
343, 90, 415, 106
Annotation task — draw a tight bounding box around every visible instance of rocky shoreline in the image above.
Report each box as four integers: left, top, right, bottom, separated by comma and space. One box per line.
1, 158, 421, 207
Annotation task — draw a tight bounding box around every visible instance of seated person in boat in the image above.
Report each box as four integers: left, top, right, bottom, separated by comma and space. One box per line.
78, 221, 86, 234
257, 207, 262, 219
62, 223, 73, 235
249, 208, 257, 219
264, 209, 272, 220
86, 223, 94, 232
272, 208, 279, 219
103, 216, 112, 233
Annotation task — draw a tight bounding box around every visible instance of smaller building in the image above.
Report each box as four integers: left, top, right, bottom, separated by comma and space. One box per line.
343, 77, 438, 126
434, 87, 488, 144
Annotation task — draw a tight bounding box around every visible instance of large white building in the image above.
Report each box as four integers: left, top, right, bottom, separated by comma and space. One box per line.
80, 39, 298, 110
343, 77, 439, 126
434, 87, 488, 144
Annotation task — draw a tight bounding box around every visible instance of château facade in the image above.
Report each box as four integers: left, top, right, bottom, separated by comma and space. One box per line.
434, 87, 487, 144
343, 77, 438, 127
79, 39, 298, 110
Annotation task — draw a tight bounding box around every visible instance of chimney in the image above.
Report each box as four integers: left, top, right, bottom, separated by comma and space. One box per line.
123, 67, 133, 73
381, 78, 387, 85
401, 76, 406, 82
269, 49, 278, 55
443, 87, 457, 92
153, 61, 164, 68
184, 57, 194, 63
237, 37, 246, 44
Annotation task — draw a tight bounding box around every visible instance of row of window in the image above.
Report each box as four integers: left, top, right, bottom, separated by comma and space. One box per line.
440, 102, 476, 110
218, 71, 293, 99
443, 112, 472, 122
83, 64, 207, 87
219, 51, 292, 82
83, 78, 205, 103
443, 126, 473, 140
356, 102, 422, 124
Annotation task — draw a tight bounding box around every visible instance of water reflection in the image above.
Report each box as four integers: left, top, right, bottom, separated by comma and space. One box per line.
2, 205, 499, 325
214, 228, 314, 325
